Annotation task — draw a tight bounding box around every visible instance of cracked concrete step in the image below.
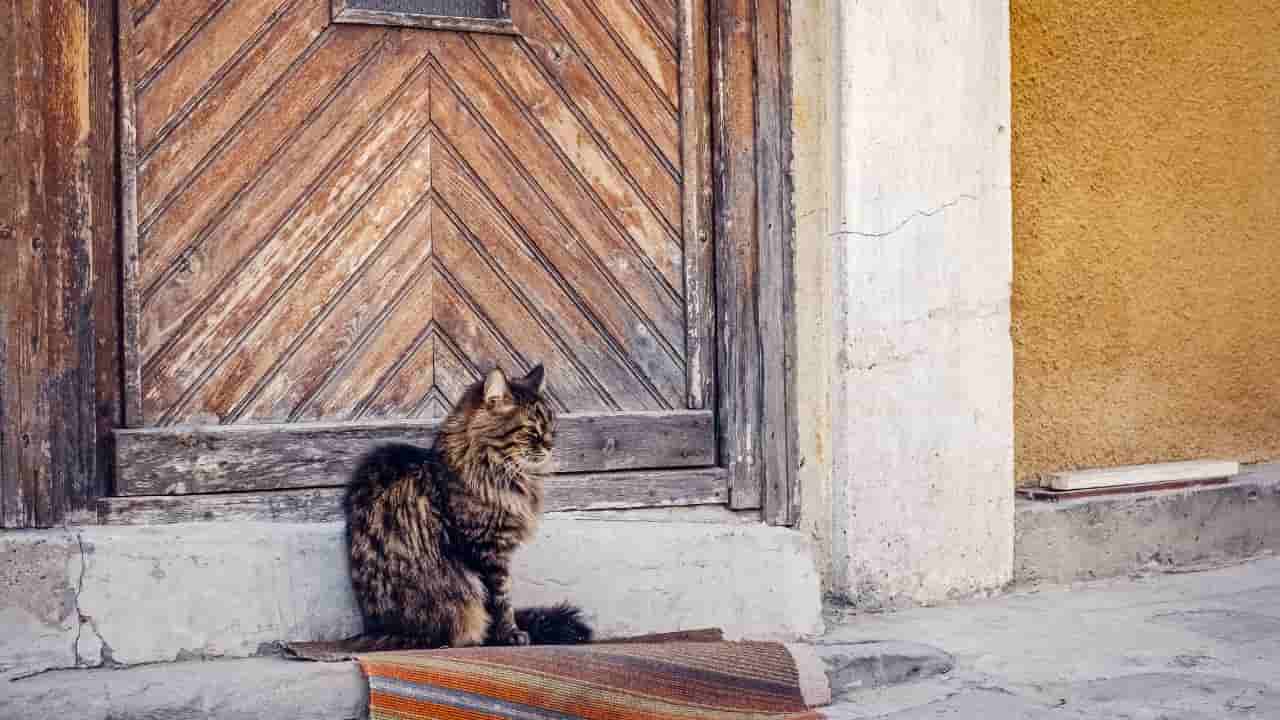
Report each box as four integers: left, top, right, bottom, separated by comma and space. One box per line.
0, 642, 952, 720
1, 518, 822, 678
1, 657, 367, 720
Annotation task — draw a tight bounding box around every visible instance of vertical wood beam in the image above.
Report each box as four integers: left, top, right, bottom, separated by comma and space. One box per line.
711, 0, 796, 522
91, 0, 123, 500
116, 0, 143, 429
680, 0, 716, 411
754, 0, 797, 525
711, 0, 764, 510
1, 2, 101, 527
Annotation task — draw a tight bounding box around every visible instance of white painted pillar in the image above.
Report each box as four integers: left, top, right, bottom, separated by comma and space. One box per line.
794, 1, 1014, 606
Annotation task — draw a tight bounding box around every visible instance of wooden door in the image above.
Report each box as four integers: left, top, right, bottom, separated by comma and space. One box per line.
106, 0, 732, 519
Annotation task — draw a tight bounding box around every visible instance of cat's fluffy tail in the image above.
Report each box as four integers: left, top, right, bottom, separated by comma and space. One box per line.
284, 604, 592, 661
515, 602, 594, 645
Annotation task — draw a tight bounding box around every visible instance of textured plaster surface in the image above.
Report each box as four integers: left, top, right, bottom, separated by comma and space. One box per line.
0, 510, 822, 680
827, 0, 1014, 607
1012, 0, 1280, 482
788, 0, 836, 594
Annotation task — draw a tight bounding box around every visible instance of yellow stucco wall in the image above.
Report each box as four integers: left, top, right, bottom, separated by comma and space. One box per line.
1012, 0, 1280, 482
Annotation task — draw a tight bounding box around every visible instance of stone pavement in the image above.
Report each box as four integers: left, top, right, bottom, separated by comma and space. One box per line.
3, 553, 1277, 719
822, 553, 1280, 718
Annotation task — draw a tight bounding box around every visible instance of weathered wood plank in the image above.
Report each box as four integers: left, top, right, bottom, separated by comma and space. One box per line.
358, 312, 438, 421
115, 410, 717, 495
754, 0, 796, 525
471, 32, 682, 282
118, 0, 145, 428
98, 467, 729, 525
533, 0, 680, 167
433, 35, 685, 361
139, 0, 329, 218
428, 160, 640, 411
331, 5, 518, 35
241, 183, 435, 423
680, 0, 715, 410
136, 0, 291, 151
711, 0, 763, 510
185, 103, 435, 422
89, 0, 122, 507
429, 74, 683, 409
0, 0, 27, 526
586, 0, 678, 113
777, 0, 800, 525
135, 26, 377, 295
0, 2, 97, 527
428, 334, 481, 408
512, 0, 681, 209
431, 199, 613, 411
139, 31, 429, 422
132, 0, 224, 84
629, 0, 678, 53
298, 252, 440, 423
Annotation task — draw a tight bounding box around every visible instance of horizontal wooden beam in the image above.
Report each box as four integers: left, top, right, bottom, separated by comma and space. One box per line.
331, 1, 518, 35
98, 468, 729, 525
114, 410, 715, 496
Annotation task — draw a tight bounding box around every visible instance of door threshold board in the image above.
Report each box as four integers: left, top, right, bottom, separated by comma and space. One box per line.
98, 467, 728, 525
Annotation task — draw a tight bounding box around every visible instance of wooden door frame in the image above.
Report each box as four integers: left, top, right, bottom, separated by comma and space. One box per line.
709, 0, 797, 525
93, 0, 797, 526
0, 0, 126, 529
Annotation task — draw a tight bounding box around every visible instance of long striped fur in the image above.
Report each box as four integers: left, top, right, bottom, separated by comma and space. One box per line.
343, 364, 592, 649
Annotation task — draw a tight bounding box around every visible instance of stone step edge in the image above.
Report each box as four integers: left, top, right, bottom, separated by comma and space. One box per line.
2, 642, 954, 719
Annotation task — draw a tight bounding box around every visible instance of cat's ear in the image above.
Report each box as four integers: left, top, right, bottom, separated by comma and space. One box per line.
522, 363, 546, 395
484, 368, 510, 408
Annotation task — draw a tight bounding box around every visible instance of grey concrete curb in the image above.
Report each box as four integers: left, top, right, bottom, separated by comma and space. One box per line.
1015, 464, 1280, 586
1, 657, 367, 720
1, 643, 953, 719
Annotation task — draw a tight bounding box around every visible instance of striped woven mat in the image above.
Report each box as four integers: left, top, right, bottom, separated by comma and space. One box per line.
359, 641, 831, 720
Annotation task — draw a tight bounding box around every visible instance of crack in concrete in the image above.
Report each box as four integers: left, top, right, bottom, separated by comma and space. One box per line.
13, 534, 120, 682
832, 193, 980, 239
71, 533, 89, 667
72, 533, 118, 669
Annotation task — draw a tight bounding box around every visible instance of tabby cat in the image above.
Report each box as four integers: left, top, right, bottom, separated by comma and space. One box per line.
343, 364, 592, 649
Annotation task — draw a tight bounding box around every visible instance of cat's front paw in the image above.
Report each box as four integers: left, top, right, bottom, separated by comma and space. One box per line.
506, 629, 531, 646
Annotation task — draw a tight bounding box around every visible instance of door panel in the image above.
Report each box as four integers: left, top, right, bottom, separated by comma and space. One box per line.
117, 0, 715, 479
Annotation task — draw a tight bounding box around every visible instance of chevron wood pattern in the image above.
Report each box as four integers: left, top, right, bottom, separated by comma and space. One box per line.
119, 0, 710, 438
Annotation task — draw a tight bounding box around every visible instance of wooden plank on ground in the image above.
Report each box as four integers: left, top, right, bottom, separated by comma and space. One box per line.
1045, 460, 1241, 492
1017, 477, 1232, 503
99, 467, 729, 524
115, 410, 717, 495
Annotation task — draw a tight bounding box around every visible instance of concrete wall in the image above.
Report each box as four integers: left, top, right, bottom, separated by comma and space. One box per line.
1012, 1, 1280, 483
789, 0, 836, 595
792, 1, 1015, 607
